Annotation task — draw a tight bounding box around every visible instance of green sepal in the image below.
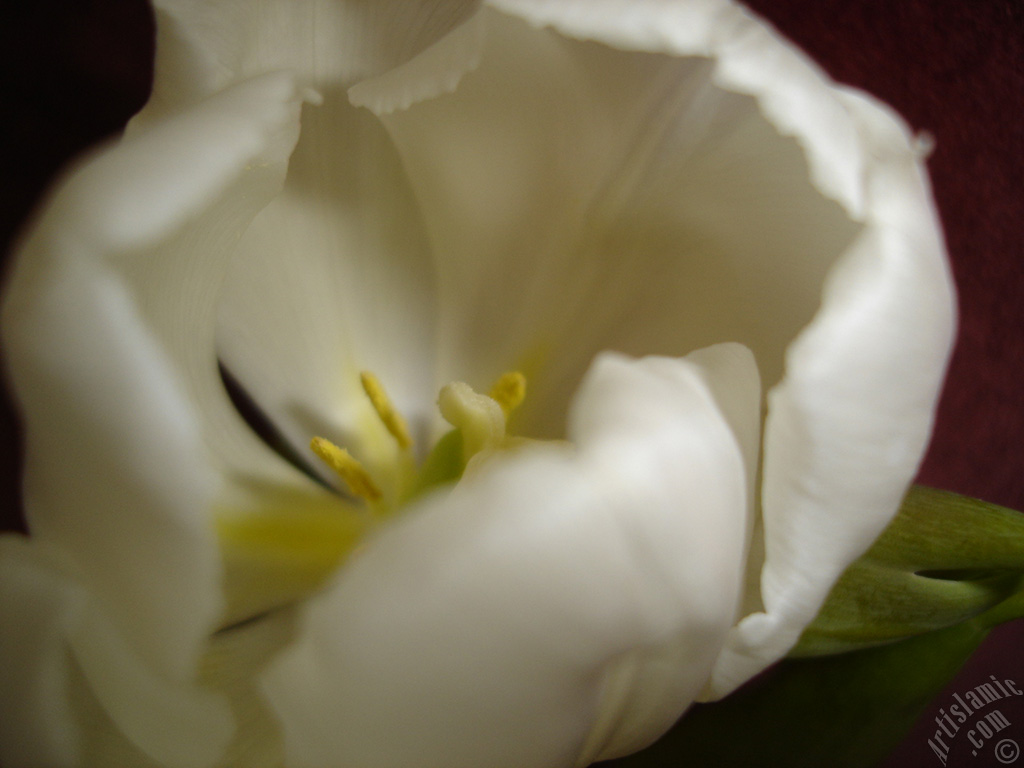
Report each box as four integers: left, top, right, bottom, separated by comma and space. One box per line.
794, 485, 1024, 656
606, 620, 991, 768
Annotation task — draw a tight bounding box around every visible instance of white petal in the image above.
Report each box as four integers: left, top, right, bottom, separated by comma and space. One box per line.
0, 539, 234, 768
196, 611, 298, 768
685, 344, 765, 620
10, 71, 315, 489
0, 539, 84, 767
49, 72, 304, 256
144, 0, 481, 117
375, 0, 953, 693
678, 343, 762, 510
263, 350, 754, 767
0, 70, 316, 757
1, 254, 221, 682
709, 90, 955, 696
349, 8, 486, 114
568, 347, 760, 762
71, 605, 233, 768
215, 91, 440, 482
371, 5, 859, 439
488, 0, 867, 211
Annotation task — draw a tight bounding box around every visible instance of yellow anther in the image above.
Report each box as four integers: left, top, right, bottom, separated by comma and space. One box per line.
360, 371, 413, 450
488, 371, 527, 416
310, 437, 381, 502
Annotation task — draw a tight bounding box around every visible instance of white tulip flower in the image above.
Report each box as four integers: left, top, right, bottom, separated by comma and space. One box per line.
0, 0, 955, 766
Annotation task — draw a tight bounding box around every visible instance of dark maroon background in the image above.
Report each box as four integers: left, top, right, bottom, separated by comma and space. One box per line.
0, 2, 1021, 766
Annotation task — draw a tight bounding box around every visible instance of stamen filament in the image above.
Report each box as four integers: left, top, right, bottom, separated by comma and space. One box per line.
360, 371, 413, 450
488, 371, 527, 416
310, 437, 382, 501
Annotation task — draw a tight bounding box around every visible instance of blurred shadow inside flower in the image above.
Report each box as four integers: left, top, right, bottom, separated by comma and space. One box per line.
0, 1, 955, 766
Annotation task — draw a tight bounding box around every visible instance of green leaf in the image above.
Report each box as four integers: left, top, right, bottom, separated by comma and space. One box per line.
795, 486, 1024, 656
604, 620, 991, 768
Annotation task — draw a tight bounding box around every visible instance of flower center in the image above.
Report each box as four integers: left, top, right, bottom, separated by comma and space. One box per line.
309, 370, 527, 514
215, 371, 528, 623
